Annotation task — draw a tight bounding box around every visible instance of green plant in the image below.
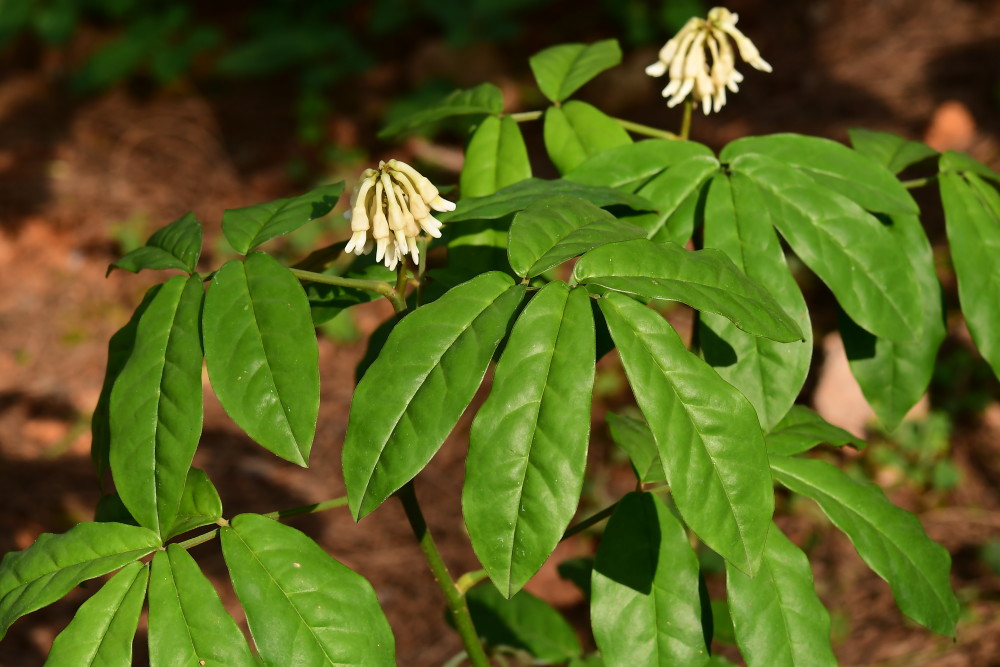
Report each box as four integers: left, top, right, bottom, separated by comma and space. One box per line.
5, 8, 1000, 666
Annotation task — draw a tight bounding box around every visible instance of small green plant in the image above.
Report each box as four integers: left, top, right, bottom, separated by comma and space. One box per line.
4, 7, 999, 666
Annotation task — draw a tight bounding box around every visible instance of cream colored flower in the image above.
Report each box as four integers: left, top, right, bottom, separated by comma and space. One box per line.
646, 7, 771, 114
343, 159, 455, 269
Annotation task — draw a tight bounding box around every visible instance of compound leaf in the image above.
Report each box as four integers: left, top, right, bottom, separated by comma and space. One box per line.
110, 274, 204, 537
343, 272, 525, 519
592, 492, 709, 666
221, 514, 395, 666
564, 140, 714, 192
465, 283, 595, 597
203, 252, 319, 466
530, 39, 621, 103
599, 293, 772, 574
847, 129, 937, 175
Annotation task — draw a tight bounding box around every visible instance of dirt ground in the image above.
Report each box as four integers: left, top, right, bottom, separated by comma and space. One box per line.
2, 1, 1000, 665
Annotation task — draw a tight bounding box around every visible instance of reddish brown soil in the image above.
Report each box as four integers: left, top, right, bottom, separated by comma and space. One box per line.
2, 1, 1000, 665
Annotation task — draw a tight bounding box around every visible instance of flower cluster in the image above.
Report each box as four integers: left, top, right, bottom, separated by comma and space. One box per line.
344, 159, 455, 270
645, 7, 771, 115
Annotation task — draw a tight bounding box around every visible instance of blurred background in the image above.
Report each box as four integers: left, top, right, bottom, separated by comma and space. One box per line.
1, 0, 999, 664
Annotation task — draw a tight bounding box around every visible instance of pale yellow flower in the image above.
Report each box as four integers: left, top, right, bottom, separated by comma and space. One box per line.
646, 7, 771, 114
344, 159, 454, 269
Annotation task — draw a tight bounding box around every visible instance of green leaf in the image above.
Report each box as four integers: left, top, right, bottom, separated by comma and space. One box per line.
443, 177, 652, 223
46, 562, 148, 667
94, 494, 137, 527
465, 283, 595, 597
591, 492, 709, 666
840, 212, 946, 429
91, 285, 160, 480
847, 128, 937, 175
0, 522, 160, 638
940, 149, 1000, 184
765, 406, 864, 456
203, 253, 320, 466
627, 155, 718, 245
731, 153, 922, 343
110, 274, 203, 537
939, 171, 1000, 378
544, 101, 632, 174
221, 514, 395, 665
378, 82, 504, 138
726, 526, 837, 667
165, 468, 223, 539
222, 182, 345, 254
304, 251, 395, 325
343, 272, 525, 519
460, 115, 531, 198
564, 139, 714, 192
770, 455, 960, 635
605, 412, 664, 483
598, 293, 773, 574
465, 583, 582, 662
507, 195, 645, 278
109, 211, 203, 275
722, 133, 919, 215
700, 172, 812, 430
148, 546, 254, 667
575, 239, 803, 343
529, 39, 621, 103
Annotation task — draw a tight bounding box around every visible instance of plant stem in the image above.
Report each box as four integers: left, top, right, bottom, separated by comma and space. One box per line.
508, 110, 543, 122
416, 237, 429, 308
901, 176, 937, 189
455, 568, 490, 595
613, 117, 679, 140
394, 262, 409, 315
290, 268, 396, 300
397, 482, 489, 667
680, 100, 694, 140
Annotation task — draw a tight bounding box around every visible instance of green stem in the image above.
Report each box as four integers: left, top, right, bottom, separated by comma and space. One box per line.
613, 117, 679, 140
397, 482, 489, 667
508, 110, 543, 122
456, 568, 490, 595
290, 268, 395, 299
394, 262, 409, 315
416, 237, 429, 308
901, 175, 937, 189
680, 100, 694, 140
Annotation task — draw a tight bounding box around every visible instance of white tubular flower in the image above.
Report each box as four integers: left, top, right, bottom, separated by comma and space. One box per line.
343, 159, 454, 269
646, 6, 771, 115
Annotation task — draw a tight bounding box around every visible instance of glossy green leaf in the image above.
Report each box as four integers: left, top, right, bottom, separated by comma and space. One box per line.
221, 514, 395, 666
939, 171, 1000, 378
91, 285, 160, 480
599, 293, 773, 574
605, 412, 664, 483
940, 149, 1000, 184
222, 182, 344, 254
110, 274, 204, 536
148, 546, 254, 667
465, 583, 582, 662
442, 178, 652, 223
46, 562, 148, 667
304, 251, 394, 325
722, 133, 918, 215
700, 172, 812, 430
564, 140, 714, 192
847, 128, 937, 175
731, 153, 922, 343
627, 155, 718, 245
544, 101, 632, 174
765, 406, 863, 456
770, 455, 960, 635
465, 283, 595, 597
529, 39, 621, 103
378, 82, 504, 138
726, 526, 837, 667
575, 239, 803, 343
109, 211, 202, 275
0, 522, 160, 638
203, 253, 320, 466
165, 468, 223, 539
591, 492, 709, 666
343, 272, 525, 519
460, 115, 531, 198
507, 195, 645, 278
841, 213, 946, 429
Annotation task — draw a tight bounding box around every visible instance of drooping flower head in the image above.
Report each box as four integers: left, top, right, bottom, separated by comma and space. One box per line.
646, 7, 771, 115
344, 159, 455, 270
